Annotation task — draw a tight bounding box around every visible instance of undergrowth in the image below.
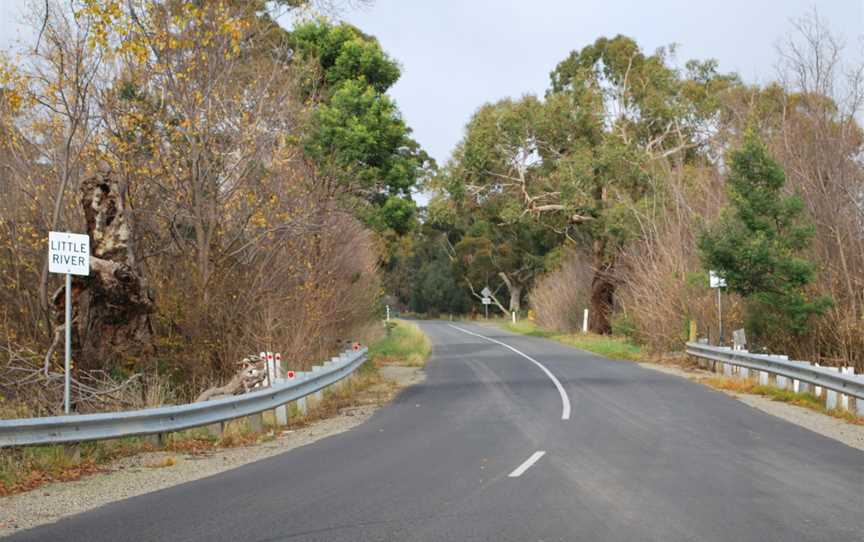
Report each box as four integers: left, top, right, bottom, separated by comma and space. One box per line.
701, 376, 864, 425
0, 323, 428, 497
368, 320, 431, 367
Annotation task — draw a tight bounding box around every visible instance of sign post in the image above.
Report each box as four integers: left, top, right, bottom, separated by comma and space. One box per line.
48, 231, 90, 414
709, 271, 727, 346
481, 287, 492, 320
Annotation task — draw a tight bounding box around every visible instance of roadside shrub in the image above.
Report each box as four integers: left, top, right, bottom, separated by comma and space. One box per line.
529, 249, 592, 333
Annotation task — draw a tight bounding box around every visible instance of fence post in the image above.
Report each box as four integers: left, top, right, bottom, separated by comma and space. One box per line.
825, 367, 839, 410
293, 371, 308, 417
312, 365, 324, 404
840, 367, 853, 411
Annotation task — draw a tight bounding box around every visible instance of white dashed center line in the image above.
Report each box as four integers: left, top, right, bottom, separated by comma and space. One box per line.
508, 451, 546, 478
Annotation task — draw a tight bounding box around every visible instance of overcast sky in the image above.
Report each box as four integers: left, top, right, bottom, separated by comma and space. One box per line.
2, 0, 862, 167
341, 0, 863, 166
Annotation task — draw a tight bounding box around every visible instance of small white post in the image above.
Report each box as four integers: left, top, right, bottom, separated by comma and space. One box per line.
840, 367, 852, 411
814, 363, 822, 397
386, 305, 390, 322
295, 372, 307, 416
758, 371, 769, 386
312, 365, 323, 403
825, 367, 839, 410
512, 311, 516, 324
582, 309, 589, 333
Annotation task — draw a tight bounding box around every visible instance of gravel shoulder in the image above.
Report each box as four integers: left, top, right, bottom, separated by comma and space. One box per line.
639, 360, 864, 452
0, 365, 425, 537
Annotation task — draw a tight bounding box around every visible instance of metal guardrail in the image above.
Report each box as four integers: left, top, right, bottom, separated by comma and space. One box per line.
685, 342, 864, 401
0, 347, 368, 448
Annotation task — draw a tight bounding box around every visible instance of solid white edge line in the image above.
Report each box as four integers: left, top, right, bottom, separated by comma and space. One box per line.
508, 451, 546, 478
448, 324, 572, 420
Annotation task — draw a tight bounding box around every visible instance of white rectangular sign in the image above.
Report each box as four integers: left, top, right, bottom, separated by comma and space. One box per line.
48, 231, 90, 276
709, 270, 726, 289
482, 297, 491, 305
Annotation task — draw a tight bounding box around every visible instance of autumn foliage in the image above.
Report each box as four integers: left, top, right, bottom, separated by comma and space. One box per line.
0, 1, 399, 413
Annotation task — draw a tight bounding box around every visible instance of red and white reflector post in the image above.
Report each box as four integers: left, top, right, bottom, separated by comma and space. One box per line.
266, 352, 276, 386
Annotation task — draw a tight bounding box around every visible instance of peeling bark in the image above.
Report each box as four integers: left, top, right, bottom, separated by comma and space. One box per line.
499, 272, 523, 313
50, 164, 155, 373
195, 356, 267, 402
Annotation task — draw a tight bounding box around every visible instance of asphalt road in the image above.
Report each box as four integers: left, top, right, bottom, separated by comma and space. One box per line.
7, 321, 864, 541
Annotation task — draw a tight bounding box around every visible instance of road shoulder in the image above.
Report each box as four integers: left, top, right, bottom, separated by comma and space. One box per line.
639, 361, 864, 451
0, 365, 425, 537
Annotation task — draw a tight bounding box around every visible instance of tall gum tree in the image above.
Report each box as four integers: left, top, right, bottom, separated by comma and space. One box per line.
440, 35, 736, 332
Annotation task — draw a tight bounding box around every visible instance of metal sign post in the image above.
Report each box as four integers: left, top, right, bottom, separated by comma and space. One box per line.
481, 286, 492, 320
48, 231, 90, 414
709, 271, 727, 346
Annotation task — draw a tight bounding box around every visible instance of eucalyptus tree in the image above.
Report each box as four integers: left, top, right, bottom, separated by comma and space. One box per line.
440, 35, 736, 332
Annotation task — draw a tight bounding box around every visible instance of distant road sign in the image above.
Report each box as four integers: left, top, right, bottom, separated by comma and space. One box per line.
48, 231, 90, 276
481, 286, 492, 297
709, 270, 726, 289
482, 297, 491, 305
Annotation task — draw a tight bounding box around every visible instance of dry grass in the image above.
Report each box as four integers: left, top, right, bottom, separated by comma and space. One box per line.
701, 375, 864, 425
504, 320, 644, 362
367, 320, 432, 367
0, 323, 431, 498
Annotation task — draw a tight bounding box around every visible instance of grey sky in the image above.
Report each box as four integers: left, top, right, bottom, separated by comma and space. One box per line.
2, 0, 862, 168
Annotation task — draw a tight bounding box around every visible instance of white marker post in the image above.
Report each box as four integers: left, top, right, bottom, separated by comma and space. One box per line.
582, 309, 589, 334
48, 232, 90, 415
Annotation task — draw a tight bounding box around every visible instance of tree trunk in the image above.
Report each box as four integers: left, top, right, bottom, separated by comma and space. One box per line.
499, 272, 523, 313
588, 239, 614, 334
70, 164, 154, 371
509, 284, 523, 313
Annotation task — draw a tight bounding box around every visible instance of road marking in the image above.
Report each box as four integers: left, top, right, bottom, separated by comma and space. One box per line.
508, 451, 546, 477
448, 324, 572, 420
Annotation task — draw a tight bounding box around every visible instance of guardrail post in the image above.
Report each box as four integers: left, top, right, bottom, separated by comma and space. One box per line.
312, 365, 324, 404
295, 371, 308, 416
840, 368, 853, 411
825, 367, 839, 410
273, 377, 289, 427
248, 412, 264, 433
144, 432, 167, 449
758, 370, 769, 386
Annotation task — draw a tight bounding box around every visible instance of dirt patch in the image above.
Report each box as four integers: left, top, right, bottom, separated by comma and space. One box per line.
0, 365, 424, 537
638, 360, 864, 452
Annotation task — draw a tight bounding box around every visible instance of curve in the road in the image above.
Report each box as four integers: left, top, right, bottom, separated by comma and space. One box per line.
448, 324, 571, 420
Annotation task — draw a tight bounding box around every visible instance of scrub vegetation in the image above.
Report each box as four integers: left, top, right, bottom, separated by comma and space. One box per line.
368, 320, 432, 367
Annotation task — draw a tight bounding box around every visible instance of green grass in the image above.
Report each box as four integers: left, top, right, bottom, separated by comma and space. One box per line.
502, 320, 644, 362
368, 319, 432, 367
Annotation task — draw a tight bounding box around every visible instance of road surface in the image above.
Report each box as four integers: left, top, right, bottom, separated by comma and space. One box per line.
6, 321, 863, 541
